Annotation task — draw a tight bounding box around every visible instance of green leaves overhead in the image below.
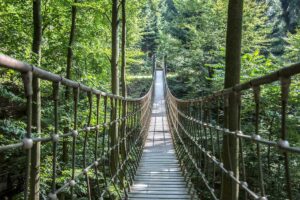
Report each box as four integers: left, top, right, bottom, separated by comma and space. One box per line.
159, 0, 300, 98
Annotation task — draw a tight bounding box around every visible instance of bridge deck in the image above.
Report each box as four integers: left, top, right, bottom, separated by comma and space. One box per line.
128, 70, 192, 200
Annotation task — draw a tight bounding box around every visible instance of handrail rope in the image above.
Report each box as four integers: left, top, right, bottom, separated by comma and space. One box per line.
0, 54, 150, 101
100, 98, 152, 198
0, 54, 154, 199
167, 97, 300, 153
49, 89, 153, 198
167, 101, 219, 200
167, 62, 300, 103
53, 74, 153, 198
164, 63, 300, 199
0, 87, 152, 151
167, 98, 260, 199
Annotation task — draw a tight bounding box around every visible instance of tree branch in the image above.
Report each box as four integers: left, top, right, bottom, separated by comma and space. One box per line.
103, 12, 112, 23
105, 53, 112, 63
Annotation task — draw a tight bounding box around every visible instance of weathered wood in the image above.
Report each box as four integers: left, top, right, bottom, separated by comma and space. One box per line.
129, 193, 190, 199
128, 70, 192, 199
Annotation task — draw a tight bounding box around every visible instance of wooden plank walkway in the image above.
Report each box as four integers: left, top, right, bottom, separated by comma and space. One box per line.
128, 70, 193, 200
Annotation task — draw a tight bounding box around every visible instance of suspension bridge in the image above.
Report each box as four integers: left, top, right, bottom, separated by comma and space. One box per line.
0, 54, 300, 200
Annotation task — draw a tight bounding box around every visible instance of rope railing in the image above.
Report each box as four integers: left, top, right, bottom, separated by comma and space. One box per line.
0, 54, 153, 199
165, 63, 300, 200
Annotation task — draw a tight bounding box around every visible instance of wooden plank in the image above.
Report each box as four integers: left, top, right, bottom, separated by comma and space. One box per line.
130, 190, 189, 195
128, 193, 191, 199
131, 184, 188, 188
131, 186, 188, 191
134, 176, 184, 179
128, 198, 191, 200
128, 70, 193, 199
135, 173, 183, 177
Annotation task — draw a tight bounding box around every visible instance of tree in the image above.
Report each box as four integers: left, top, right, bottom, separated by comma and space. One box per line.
121, 0, 127, 99
141, 0, 159, 58
285, 29, 300, 63
0, 0, 151, 198
66, 0, 78, 87
280, 0, 300, 33
221, 1, 243, 200
121, 0, 127, 163
30, 0, 42, 199
110, 0, 119, 175
62, 0, 78, 166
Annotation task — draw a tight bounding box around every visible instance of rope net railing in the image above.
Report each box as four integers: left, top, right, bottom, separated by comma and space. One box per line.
0, 54, 153, 199
165, 64, 300, 200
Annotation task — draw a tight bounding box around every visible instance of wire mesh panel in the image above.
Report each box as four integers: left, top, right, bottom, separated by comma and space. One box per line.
0, 54, 153, 199
165, 64, 300, 200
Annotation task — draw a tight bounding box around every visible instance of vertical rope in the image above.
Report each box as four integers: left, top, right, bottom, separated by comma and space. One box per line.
94, 94, 101, 197
127, 101, 136, 183
203, 100, 209, 180
208, 98, 215, 187
237, 92, 247, 200
109, 97, 122, 199
223, 94, 233, 170
70, 87, 79, 199
280, 77, 292, 200
116, 98, 127, 195
253, 86, 265, 197
51, 82, 60, 198
101, 96, 110, 199
83, 91, 92, 200
22, 72, 33, 200
199, 100, 203, 169
216, 97, 221, 161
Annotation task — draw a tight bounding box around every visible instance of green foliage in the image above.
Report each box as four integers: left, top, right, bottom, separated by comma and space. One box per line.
156, 1, 300, 199
0, 0, 299, 199
285, 29, 300, 63
0, 0, 152, 198
0, 120, 26, 139
161, 0, 275, 97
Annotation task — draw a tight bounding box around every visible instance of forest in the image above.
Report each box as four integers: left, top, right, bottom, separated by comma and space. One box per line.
0, 0, 300, 199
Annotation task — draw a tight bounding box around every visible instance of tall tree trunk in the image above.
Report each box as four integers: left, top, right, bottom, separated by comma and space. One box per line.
120, 0, 128, 191
62, 0, 78, 165
30, 0, 42, 199
152, 54, 156, 76
121, 0, 126, 98
121, 0, 127, 161
207, 66, 214, 89
66, 0, 78, 94
111, 0, 119, 175
221, 1, 243, 200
